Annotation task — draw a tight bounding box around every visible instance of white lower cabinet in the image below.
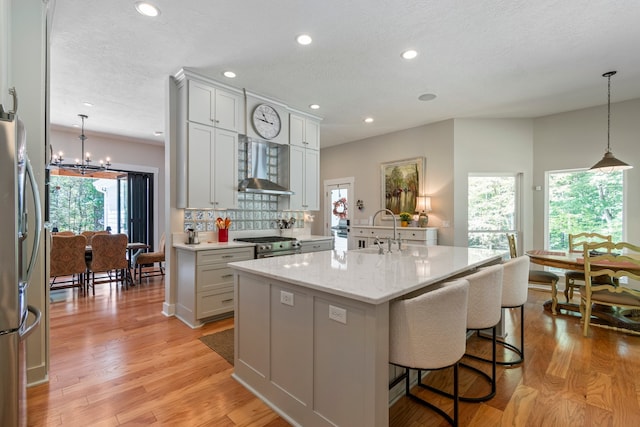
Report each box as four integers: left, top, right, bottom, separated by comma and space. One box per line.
176, 246, 254, 328
348, 226, 438, 250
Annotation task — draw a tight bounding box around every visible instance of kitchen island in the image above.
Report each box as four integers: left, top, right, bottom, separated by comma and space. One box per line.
229, 245, 505, 427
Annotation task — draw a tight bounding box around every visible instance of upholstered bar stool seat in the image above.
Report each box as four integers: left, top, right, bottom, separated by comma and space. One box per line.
421, 264, 504, 403
389, 279, 470, 426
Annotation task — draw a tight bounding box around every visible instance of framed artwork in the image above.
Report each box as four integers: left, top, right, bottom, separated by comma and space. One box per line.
380, 157, 425, 216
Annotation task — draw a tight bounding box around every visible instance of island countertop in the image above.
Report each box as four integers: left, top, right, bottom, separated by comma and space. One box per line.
228, 244, 506, 305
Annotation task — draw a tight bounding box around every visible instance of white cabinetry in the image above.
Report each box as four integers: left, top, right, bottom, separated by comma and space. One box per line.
289, 145, 319, 211
176, 246, 254, 328
289, 113, 320, 149
188, 80, 241, 132
348, 226, 437, 250
186, 123, 238, 209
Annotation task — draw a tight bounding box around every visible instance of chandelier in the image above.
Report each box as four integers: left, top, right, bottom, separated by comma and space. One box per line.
50, 114, 112, 175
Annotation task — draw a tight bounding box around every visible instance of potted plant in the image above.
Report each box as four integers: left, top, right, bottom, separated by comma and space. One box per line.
399, 212, 412, 227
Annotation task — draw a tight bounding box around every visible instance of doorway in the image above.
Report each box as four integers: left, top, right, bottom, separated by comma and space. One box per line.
324, 178, 354, 252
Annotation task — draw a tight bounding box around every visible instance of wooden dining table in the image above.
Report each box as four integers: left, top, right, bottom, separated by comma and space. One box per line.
526, 249, 640, 332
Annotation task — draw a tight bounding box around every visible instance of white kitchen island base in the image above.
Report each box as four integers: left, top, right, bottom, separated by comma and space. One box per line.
230, 245, 505, 427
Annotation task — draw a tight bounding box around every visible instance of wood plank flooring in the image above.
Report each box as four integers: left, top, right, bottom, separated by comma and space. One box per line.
28, 277, 640, 426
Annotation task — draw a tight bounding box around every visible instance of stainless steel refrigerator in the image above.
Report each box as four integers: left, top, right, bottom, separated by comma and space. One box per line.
0, 88, 42, 427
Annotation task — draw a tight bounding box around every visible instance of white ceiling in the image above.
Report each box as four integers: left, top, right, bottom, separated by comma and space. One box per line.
49, 0, 640, 148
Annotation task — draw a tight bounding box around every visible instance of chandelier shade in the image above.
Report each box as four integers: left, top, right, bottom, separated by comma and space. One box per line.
589, 71, 633, 172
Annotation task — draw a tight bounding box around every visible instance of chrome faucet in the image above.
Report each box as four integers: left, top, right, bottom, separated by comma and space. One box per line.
374, 236, 385, 254
372, 209, 401, 252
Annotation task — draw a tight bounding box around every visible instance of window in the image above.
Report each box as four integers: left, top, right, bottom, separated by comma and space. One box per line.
547, 170, 624, 251
468, 174, 521, 250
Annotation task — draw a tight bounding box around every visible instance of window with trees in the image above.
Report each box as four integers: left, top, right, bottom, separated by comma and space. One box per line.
547, 170, 624, 251
468, 174, 520, 250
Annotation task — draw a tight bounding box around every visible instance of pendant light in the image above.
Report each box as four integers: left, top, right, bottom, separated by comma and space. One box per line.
589, 71, 633, 172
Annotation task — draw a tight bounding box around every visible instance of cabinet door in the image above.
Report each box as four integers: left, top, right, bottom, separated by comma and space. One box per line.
215, 89, 241, 132
212, 128, 238, 209
303, 149, 319, 210
187, 123, 214, 208
305, 119, 320, 150
289, 145, 305, 210
188, 80, 214, 126
289, 114, 305, 147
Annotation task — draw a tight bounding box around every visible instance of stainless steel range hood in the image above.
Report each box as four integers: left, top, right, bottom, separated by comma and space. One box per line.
238, 135, 293, 196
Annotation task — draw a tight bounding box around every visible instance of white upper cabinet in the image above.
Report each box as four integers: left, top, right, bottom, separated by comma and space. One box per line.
186, 123, 238, 209
289, 145, 319, 211
188, 80, 241, 132
289, 113, 320, 149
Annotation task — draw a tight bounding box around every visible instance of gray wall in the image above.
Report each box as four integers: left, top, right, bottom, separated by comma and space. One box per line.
319, 118, 536, 248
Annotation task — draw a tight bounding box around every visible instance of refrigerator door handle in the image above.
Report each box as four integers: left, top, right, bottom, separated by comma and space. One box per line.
22, 156, 42, 284
20, 305, 41, 341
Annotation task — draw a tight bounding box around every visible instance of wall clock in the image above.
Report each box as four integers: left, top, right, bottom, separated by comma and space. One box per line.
252, 104, 281, 140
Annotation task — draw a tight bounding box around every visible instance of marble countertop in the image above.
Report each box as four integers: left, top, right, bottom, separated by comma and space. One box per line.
173, 234, 332, 251
229, 245, 506, 304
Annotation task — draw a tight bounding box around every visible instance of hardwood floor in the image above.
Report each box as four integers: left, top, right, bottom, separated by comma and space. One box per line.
29, 278, 640, 426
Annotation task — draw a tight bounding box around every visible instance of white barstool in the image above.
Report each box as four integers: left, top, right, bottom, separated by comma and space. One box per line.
389, 279, 470, 426
421, 264, 504, 402
470, 256, 530, 366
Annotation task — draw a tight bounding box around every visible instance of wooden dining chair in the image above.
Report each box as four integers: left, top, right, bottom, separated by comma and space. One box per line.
87, 233, 131, 294
566, 233, 614, 301
580, 241, 640, 336
134, 233, 165, 284
50, 234, 88, 292
507, 233, 560, 314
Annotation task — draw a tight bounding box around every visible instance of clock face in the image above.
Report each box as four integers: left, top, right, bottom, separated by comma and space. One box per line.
252, 104, 281, 140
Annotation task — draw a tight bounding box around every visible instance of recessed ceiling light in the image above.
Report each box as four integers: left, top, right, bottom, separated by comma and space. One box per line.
82, 102, 93, 107
418, 93, 437, 101
364, 117, 374, 124
401, 49, 418, 59
296, 34, 313, 45
309, 104, 320, 110
223, 71, 236, 78
401, 49, 418, 60
154, 131, 163, 136
135, 2, 160, 17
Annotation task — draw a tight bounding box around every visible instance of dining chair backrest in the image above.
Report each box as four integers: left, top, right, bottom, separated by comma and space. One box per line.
584, 241, 640, 294
569, 232, 611, 253
507, 233, 517, 258
90, 233, 128, 273
582, 241, 640, 336
50, 234, 87, 277
82, 230, 109, 245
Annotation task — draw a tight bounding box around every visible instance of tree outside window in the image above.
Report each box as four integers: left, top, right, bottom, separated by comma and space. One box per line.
548, 170, 623, 251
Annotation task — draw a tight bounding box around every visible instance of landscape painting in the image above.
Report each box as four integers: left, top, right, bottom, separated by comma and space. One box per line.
381, 157, 424, 215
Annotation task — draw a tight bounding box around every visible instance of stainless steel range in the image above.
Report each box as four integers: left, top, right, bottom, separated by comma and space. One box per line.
234, 236, 301, 258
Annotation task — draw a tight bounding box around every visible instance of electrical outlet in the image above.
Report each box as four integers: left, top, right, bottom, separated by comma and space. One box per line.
329, 305, 347, 324
280, 290, 294, 306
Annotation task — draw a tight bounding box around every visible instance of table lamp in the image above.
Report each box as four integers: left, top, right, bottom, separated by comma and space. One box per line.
416, 196, 431, 228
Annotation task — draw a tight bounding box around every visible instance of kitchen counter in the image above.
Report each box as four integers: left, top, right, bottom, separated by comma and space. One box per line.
295, 234, 334, 242
229, 245, 506, 426
173, 241, 255, 251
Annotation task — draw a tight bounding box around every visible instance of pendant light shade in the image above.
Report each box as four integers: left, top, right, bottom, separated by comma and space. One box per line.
590, 71, 633, 172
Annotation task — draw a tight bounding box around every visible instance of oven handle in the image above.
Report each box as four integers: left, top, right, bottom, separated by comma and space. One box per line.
258, 251, 301, 258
